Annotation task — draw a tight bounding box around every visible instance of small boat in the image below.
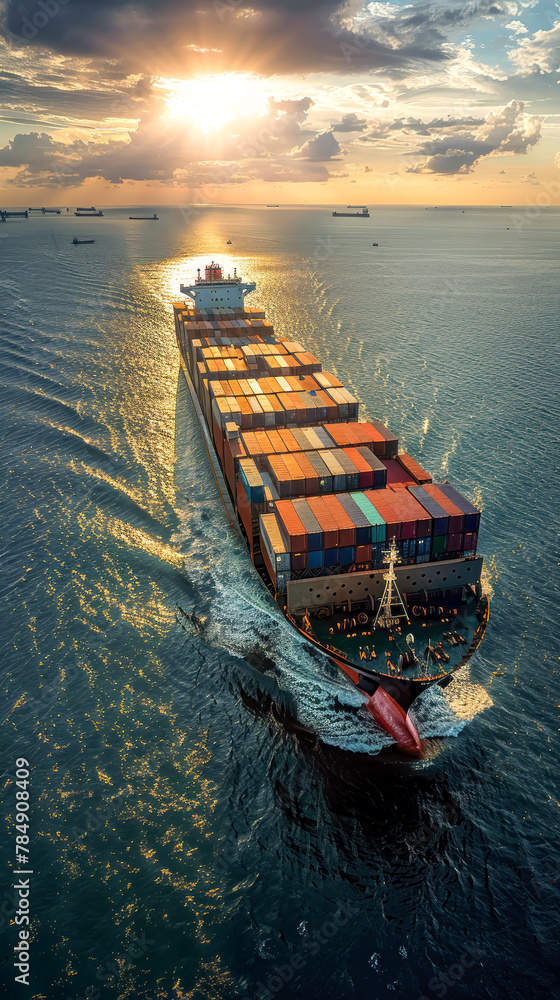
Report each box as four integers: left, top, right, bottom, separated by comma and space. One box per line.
72, 237, 95, 244
227, 240, 232, 245
372, 242, 379, 246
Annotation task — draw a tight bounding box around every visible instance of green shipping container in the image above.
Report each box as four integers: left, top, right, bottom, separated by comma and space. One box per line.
350, 492, 387, 545
431, 534, 448, 556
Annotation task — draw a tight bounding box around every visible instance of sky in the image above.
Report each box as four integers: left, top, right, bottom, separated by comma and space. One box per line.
0, 0, 559, 205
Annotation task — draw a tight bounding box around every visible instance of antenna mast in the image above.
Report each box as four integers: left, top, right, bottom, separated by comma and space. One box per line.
373, 539, 410, 629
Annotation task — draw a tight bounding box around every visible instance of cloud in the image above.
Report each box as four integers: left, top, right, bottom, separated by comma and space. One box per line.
390, 115, 486, 134
268, 97, 313, 120
331, 113, 367, 132
505, 19, 528, 34
0, 70, 154, 122
345, 0, 519, 51
0, 94, 344, 185
1, 0, 529, 79
0, 0, 451, 77
508, 20, 560, 73
360, 114, 487, 143
406, 99, 542, 174
292, 131, 343, 160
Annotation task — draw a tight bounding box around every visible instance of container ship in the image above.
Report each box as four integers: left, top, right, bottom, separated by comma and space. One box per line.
173, 263, 489, 756
74, 206, 103, 216
332, 206, 369, 217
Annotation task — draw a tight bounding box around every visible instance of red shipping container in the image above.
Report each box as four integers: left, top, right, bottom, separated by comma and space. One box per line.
291, 551, 308, 571
339, 425, 362, 446
353, 423, 387, 456
383, 459, 415, 487
382, 489, 416, 539
275, 500, 309, 552
396, 453, 432, 485
342, 447, 375, 489
448, 532, 464, 552
315, 390, 340, 421
322, 494, 357, 546
364, 490, 401, 541
306, 496, 339, 548
464, 532, 478, 552
237, 478, 255, 555
356, 543, 372, 562
397, 488, 432, 537
423, 484, 465, 534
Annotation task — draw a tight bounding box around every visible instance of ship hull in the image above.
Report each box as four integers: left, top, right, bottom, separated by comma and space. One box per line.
175, 348, 489, 755
173, 283, 489, 756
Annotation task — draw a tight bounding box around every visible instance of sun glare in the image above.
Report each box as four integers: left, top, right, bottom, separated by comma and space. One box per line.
159, 74, 269, 133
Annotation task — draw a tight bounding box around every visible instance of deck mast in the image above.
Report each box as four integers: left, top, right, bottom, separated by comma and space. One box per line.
373, 539, 410, 629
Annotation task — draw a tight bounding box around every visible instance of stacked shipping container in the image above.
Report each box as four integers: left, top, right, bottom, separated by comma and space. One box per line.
174, 302, 481, 594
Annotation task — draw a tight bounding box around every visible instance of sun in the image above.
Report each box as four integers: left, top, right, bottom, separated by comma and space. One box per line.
158, 73, 269, 133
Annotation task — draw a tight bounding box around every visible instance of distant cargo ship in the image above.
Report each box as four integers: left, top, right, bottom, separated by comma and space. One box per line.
129, 213, 159, 219
332, 206, 369, 217
173, 263, 489, 756
75, 207, 103, 216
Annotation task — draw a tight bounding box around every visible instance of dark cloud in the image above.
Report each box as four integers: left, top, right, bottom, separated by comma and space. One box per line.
268, 97, 313, 119
0, 96, 341, 185
0, 71, 152, 120
389, 115, 486, 134
0, 0, 484, 77
362, 114, 487, 142
292, 130, 342, 161
331, 112, 367, 132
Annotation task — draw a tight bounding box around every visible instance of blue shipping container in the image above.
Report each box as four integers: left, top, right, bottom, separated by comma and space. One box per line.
339, 545, 356, 566
307, 549, 324, 570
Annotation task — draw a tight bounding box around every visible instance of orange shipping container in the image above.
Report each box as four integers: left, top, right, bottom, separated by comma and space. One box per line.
395, 453, 432, 485
275, 500, 309, 552
322, 494, 356, 546
306, 496, 339, 548
291, 451, 320, 496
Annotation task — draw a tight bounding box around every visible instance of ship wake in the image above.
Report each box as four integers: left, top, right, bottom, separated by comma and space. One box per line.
171, 513, 490, 757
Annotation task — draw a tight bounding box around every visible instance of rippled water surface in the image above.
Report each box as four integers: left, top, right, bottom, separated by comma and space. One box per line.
0, 206, 559, 999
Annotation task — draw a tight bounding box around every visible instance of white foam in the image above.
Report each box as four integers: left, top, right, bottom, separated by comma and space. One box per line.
172, 501, 490, 755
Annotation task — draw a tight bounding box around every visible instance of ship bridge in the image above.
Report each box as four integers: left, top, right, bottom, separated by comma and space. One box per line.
180, 262, 256, 313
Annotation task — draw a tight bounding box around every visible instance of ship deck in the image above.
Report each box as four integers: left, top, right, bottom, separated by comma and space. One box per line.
302, 592, 481, 679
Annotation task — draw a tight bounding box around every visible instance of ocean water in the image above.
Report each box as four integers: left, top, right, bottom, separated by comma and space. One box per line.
0, 204, 559, 1000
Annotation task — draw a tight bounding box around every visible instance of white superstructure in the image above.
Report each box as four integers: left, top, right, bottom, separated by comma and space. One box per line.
180, 262, 256, 314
